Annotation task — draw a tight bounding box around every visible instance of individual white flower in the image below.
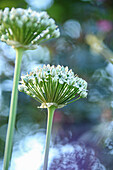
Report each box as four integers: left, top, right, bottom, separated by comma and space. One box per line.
19, 65, 88, 108
52, 29, 60, 38
80, 91, 88, 98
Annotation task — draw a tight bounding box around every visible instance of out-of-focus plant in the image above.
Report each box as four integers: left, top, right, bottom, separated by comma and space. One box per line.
0, 7, 60, 170
86, 34, 113, 115
97, 20, 113, 33
86, 34, 113, 64
50, 142, 105, 170
22, 46, 51, 73
79, 120, 113, 154
19, 64, 88, 170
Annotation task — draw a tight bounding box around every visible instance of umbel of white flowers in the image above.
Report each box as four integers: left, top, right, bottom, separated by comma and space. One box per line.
0, 8, 60, 50
19, 65, 88, 108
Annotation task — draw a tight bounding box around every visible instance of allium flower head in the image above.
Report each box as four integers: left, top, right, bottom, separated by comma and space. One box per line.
0, 8, 60, 49
19, 65, 88, 108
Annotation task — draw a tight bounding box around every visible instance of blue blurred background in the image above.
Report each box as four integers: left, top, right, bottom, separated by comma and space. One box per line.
0, 0, 113, 169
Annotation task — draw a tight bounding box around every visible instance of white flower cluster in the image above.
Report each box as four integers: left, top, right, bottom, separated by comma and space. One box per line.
19, 65, 88, 108
0, 8, 60, 49
34, 64, 87, 91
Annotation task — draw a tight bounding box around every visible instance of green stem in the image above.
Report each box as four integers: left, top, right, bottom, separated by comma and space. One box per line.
43, 106, 56, 170
3, 48, 24, 170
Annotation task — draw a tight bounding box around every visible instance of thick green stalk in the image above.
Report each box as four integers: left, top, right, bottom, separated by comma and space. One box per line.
43, 106, 56, 170
3, 48, 23, 170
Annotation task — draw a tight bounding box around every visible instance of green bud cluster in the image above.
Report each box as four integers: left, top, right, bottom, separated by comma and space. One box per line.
0, 8, 60, 49
19, 65, 88, 108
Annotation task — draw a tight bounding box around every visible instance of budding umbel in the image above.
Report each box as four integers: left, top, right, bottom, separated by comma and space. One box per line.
19, 65, 88, 108
0, 8, 60, 50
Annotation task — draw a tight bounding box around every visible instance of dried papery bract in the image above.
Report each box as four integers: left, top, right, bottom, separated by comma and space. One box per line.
19, 64, 88, 170
0, 7, 60, 170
